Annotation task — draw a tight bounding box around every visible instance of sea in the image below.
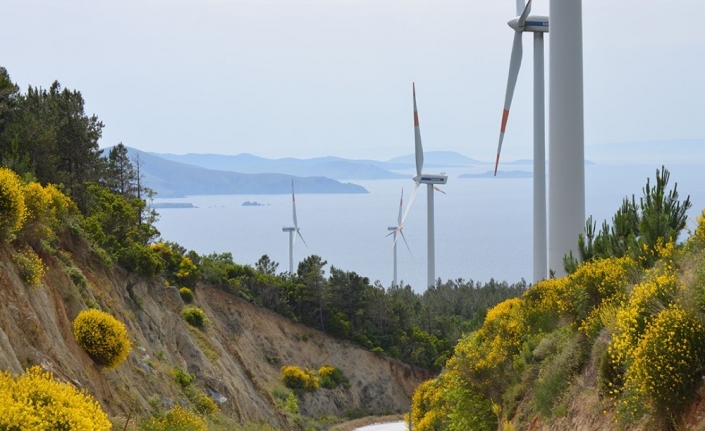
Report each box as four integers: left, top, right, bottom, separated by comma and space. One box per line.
152, 164, 705, 292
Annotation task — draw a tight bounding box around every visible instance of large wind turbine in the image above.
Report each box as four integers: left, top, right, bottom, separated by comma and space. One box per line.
493, 0, 549, 282
282, 180, 307, 274
549, 0, 585, 276
387, 188, 411, 286
396, 83, 447, 288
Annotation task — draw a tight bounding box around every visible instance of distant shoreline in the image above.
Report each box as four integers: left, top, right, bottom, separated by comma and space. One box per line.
151, 203, 196, 209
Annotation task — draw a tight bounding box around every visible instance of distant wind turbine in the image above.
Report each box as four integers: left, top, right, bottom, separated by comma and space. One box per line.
387, 188, 411, 286
282, 180, 307, 274
396, 83, 448, 288
493, 0, 549, 282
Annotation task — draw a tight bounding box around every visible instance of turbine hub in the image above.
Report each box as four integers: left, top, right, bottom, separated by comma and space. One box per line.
508, 17, 522, 31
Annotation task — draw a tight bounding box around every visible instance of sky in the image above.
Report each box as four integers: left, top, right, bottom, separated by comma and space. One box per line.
4, 0, 704, 161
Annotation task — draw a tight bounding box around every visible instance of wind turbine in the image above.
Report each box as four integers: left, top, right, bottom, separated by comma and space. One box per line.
387, 188, 411, 286
548, 0, 585, 276
396, 83, 447, 288
493, 0, 549, 282
282, 180, 307, 274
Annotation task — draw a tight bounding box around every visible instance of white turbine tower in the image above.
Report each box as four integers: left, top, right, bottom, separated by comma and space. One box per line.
282, 180, 307, 274
387, 188, 411, 286
396, 83, 447, 288
549, 0, 585, 276
494, 0, 549, 282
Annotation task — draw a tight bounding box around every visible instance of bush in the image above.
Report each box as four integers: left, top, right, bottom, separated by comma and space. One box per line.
182, 307, 207, 328
318, 365, 348, 389
13, 247, 45, 286
0, 366, 111, 430
172, 366, 195, 389
118, 241, 165, 277
193, 392, 219, 416
0, 167, 26, 240
624, 305, 705, 418
142, 405, 207, 431
73, 309, 131, 369
180, 287, 195, 303
281, 365, 319, 392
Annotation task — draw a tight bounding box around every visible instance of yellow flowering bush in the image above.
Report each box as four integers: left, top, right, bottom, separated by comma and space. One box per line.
411, 377, 449, 431
448, 298, 527, 396
21, 182, 77, 239
142, 405, 207, 431
21, 182, 53, 239
179, 287, 195, 303
73, 309, 132, 369
13, 247, 45, 286
689, 209, 705, 249
281, 365, 319, 392
0, 366, 111, 430
0, 167, 27, 240
176, 256, 199, 288
609, 265, 681, 369
618, 306, 705, 422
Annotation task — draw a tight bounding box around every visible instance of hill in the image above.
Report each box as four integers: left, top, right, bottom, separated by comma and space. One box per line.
0, 234, 430, 429
125, 148, 369, 198
385, 151, 487, 167
151, 152, 407, 180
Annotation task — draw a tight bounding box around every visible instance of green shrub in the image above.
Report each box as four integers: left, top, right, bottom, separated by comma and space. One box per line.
73, 309, 131, 369
182, 307, 207, 328
285, 392, 299, 414
281, 365, 319, 392
0, 167, 26, 241
179, 287, 195, 303
172, 366, 195, 389
118, 241, 165, 277
13, 247, 45, 286
141, 405, 207, 431
193, 392, 219, 416
318, 365, 348, 389
66, 264, 88, 289
0, 366, 112, 430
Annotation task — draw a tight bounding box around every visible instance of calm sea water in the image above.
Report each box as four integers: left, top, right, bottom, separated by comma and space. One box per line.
152, 164, 705, 292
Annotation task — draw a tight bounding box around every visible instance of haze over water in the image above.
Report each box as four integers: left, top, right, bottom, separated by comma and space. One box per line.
153, 164, 705, 292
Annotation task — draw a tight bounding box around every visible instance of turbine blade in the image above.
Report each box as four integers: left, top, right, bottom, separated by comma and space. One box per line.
495, 31, 524, 176
399, 182, 420, 232
413, 83, 424, 177
433, 186, 446, 195
518, 0, 532, 27
297, 230, 308, 249
515, 0, 523, 16
397, 188, 404, 225
399, 230, 413, 257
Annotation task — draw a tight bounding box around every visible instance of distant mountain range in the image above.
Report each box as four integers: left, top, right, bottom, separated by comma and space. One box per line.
149, 150, 489, 180
120, 139, 704, 197
125, 148, 368, 198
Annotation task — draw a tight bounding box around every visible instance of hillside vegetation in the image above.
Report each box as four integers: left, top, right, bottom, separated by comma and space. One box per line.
0, 167, 434, 429
411, 167, 705, 431
0, 66, 528, 430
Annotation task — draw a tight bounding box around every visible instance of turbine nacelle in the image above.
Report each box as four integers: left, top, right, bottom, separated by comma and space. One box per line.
414, 175, 448, 185
508, 15, 549, 33
282, 227, 296, 232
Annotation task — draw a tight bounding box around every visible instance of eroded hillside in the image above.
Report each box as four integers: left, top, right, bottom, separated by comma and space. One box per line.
0, 234, 430, 428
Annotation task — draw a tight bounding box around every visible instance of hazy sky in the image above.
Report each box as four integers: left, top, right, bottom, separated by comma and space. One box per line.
5, 0, 704, 161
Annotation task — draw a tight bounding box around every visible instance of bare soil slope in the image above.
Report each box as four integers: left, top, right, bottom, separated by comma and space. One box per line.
0, 236, 430, 427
